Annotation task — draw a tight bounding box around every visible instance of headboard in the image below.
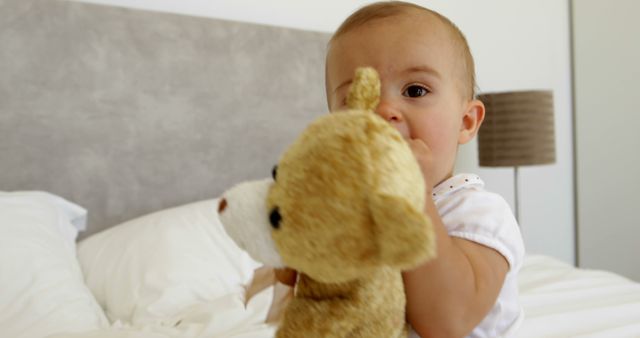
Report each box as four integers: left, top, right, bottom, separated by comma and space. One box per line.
0, 0, 330, 238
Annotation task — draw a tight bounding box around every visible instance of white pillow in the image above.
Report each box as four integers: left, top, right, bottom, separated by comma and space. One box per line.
77, 198, 261, 327
0, 191, 88, 245
0, 191, 108, 338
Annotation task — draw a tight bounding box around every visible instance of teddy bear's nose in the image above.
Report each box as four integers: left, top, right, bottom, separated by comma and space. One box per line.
269, 207, 281, 229
218, 198, 227, 213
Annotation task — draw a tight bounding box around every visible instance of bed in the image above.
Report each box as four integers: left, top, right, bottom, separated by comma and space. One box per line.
2, 1, 640, 337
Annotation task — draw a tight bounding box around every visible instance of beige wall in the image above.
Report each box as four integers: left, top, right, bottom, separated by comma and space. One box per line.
573, 0, 640, 281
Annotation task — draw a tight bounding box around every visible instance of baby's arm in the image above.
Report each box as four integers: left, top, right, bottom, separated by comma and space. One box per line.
403, 140, 509, 338
403, 201, 508, 338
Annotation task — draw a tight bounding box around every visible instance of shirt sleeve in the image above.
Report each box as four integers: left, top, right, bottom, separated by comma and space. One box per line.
436, 188, 525, 271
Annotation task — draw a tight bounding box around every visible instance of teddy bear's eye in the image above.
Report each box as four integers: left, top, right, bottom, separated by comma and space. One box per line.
269, 207, 281, 229
272, 165, 278, 181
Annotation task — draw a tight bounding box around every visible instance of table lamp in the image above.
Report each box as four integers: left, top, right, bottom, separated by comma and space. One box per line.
477, 90, 556, 222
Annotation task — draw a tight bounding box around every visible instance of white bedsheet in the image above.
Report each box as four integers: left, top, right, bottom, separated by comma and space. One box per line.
518, 255, 640, 337
45, 255, 640, 338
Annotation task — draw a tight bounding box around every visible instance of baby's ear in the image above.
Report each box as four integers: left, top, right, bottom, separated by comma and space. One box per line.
458, 99, 485, 145
369, 193, 436, 269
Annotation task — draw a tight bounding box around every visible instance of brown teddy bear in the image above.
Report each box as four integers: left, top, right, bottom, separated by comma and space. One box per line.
218, 67, 436, 338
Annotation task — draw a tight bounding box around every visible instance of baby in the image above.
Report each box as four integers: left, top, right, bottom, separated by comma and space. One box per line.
274, 2, 525, 338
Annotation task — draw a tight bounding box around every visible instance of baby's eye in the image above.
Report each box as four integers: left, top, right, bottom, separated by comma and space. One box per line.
403, 85, 430, 98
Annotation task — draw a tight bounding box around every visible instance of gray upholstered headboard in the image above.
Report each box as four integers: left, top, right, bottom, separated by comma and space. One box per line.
0, 0, 330, 238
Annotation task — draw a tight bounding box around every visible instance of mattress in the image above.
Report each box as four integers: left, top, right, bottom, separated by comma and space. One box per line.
518, 255, 640, 337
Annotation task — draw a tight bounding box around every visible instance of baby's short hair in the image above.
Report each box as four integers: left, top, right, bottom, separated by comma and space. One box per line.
331, 1, 477, 99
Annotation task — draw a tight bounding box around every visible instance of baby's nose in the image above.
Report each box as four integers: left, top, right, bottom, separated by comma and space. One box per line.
375, 101, 403, 122
375, 102, 410, 138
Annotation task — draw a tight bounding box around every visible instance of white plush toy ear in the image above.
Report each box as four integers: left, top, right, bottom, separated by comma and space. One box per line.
217, 179, 284, 268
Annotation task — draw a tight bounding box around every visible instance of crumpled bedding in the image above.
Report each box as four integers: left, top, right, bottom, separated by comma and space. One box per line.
518, 255, 640, 337
47, 286, 276, 338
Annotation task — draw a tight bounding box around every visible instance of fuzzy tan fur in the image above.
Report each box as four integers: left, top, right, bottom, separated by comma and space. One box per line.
266, 68, 437, 337
218, 68, 436, 337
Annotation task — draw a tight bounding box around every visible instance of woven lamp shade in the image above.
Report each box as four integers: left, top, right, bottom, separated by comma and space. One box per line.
478, 90, 556, 167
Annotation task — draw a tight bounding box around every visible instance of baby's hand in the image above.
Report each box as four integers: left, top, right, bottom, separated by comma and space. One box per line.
275, 267, 297, 287
405, 138, 435, 194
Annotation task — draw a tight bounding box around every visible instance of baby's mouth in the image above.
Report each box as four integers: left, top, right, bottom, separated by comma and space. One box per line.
393, 124, 411, 139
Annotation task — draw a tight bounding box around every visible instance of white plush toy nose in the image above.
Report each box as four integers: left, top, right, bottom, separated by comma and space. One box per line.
217, 198, 228, 213
217, 178, 284, 268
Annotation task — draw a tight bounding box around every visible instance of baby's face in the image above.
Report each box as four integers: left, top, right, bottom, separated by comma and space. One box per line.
326, 13, 475, 186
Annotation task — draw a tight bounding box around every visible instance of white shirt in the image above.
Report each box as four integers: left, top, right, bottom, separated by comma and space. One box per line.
410, 173, 525, 338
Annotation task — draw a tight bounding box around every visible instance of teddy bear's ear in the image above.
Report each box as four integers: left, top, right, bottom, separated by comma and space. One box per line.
346, 67, 380, 111
369, 193, 437, 269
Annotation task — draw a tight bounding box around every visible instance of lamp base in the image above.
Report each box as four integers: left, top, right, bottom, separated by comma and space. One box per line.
514, 166, 520, 224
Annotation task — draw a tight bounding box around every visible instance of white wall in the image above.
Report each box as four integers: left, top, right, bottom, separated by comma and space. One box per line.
573, 0, 640, 281
72, 0, 575, 264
